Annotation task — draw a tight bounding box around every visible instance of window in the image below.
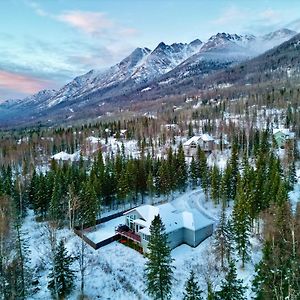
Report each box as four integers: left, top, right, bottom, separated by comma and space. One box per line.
142, 234, 150, 242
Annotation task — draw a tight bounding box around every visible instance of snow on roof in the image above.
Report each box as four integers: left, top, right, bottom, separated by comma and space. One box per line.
183, 136, 202, 146
125, 203, 213, 235
201, 134, 214, 142
51, 151, 80, 161
183, 134, 215, 146
273, 128, 295, 138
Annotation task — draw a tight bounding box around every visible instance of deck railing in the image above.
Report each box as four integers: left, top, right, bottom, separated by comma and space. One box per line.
115, 228, 141, 243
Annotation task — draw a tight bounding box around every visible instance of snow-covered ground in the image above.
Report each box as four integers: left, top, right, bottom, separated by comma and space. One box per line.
23, 187, 264, 300
289, 169, 300, 212
84, 216, 124, 243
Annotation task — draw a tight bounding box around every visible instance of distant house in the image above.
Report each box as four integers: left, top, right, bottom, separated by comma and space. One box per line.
273, 128, 295, 148
183, 134, 215, 156
117, 203, 214, 253
51, 151, 81, 162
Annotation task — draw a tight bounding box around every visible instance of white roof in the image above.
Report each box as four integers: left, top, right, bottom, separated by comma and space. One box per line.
273, 128, 295, 138
201, 134, 214, 142
183, 136, 202, 146
51, 151, 80, 161
183, 134, 214, 146
125, 203, 213, 235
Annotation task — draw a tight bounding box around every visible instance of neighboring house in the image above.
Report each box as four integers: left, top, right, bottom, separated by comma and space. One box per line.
118, 203, 214, 253
183, 134, 215, 156
51, 150, 81, 162
273, 128, 295, 148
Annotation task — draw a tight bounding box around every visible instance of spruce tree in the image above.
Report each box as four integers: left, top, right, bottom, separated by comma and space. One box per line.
158, 160, 171, 198
196, 146, 209, 200
79, 180, 99, 227
213, 205, 233, 268
216, 261, 246, 300
206, 281, 216, 300
232, 176, 251, 268
49, 174, 62, 224
48, 240, 75, 299
147, 172, 155, 203
189, 157, 198, 189
220, 164, 232, 207
228, 141, 239, 200
183, 270, 203, 300
145, 215, 174, 300
176, 143, 188, 192
210, 165, 220, 205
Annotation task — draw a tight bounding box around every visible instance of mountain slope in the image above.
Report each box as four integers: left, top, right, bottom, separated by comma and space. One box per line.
202, 32, 300, 87
123, 29, 298, 101
0, 28, 298, 126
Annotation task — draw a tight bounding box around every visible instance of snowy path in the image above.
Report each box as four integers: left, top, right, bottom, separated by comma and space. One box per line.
171, 188, 218, 222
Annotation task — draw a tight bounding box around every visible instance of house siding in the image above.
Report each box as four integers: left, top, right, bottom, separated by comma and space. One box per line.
194, 224, 214, 246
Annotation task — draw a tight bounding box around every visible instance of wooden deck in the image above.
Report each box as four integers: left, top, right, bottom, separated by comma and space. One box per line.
116, 229, 141, 243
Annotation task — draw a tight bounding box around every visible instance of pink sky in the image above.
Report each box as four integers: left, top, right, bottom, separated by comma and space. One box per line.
0, 70, 53, 100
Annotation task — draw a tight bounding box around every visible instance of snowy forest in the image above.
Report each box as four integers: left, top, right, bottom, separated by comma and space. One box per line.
0, 89, 300, 300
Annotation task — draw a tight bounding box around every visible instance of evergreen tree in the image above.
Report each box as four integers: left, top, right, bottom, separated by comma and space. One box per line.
176, 143, 188, 192
145, 215, 174, 300
147, 172, 155, 203
158, 160, 171, 198
48, 240, 75, 299
210, 165, 220, 205
228, 141, 239, 200
220, 164, 232, 207
232, 176, 251, 268
196, 146, 209, 200
188, 123, 194, 138
287, 160, 297, 191
183, 270, 203, 300
117, 167, 130, 206
49, 174, 63, 224
79, 180, 99, 227
216, 261, 246, 300
14, 220, 32, 299
189, 157, 198, 189
206, 281, 216, 300
213, 205, 233, 268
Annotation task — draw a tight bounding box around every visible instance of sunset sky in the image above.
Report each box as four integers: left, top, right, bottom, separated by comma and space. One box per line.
1, 0, 300, 100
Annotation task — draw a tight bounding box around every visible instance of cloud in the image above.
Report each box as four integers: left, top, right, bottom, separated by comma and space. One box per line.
0, 70, 54, 95
210, 5, 297, 36
259, 9, 281, 23
57, 11, 114, 35
25, 0, 48, 16
211, 6, 246, 26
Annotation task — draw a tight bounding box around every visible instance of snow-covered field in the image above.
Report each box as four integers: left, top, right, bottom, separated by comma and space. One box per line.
23, 187, 265, 300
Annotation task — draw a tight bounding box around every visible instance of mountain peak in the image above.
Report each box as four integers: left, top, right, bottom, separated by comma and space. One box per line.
154, 42, 168, 51
262, 28, 297, 41
189, 39, 202, 47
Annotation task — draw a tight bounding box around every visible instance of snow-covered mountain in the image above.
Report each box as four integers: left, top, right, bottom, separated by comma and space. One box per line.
2, 89, 57, 109
200, 33, 255, 53
45, 40, 202, 108
47, 47, 151, 108
0, 28, 297, 125
251, 28, 297, 53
